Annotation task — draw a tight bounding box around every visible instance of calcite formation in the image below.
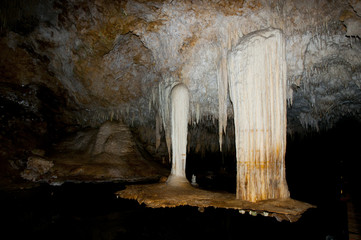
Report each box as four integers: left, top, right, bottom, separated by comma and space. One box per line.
228, 28, 289, 202
166, 83, 190, 186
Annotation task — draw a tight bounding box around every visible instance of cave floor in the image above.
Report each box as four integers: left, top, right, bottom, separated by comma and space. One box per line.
116, 182, 315, 222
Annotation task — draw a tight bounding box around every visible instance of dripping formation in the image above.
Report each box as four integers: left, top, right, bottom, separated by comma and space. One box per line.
228, 28, 289, 202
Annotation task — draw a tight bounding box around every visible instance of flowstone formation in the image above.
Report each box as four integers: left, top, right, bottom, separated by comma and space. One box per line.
228, 28, 289, 202
116, 183, 314, 222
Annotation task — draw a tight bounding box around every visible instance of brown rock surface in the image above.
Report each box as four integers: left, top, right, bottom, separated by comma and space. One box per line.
24, 121, 168, 184
116, 182, 315, 222
21, 156, 54, 181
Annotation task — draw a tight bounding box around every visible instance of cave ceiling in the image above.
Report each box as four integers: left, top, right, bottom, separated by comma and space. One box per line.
1, 0, 361, 136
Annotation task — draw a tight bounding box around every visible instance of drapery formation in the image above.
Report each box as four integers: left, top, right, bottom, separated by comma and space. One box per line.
228, 28, 290, 202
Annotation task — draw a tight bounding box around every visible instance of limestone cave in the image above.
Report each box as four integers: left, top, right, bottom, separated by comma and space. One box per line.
1, 0, 360, 239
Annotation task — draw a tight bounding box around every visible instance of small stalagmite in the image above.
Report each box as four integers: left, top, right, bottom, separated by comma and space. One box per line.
228, 28, 290, 202
166, 83, 190, 187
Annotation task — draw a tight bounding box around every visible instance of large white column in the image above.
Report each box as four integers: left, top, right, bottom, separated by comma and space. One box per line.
228, 28, 290, 202
166, 83, 190, 186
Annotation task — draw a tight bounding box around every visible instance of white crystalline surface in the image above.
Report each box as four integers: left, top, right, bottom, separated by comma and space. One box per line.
228, 28, 290, 202
167, 84, 190, 186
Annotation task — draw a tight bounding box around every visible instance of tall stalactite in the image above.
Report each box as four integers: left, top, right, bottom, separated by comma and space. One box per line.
217, 52, 228, 152
158, 80, 179, 161
228, 28, 290, 202
217, 23, 242, 152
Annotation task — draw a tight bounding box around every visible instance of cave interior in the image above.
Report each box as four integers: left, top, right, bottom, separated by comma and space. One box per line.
1, 0, 361, 239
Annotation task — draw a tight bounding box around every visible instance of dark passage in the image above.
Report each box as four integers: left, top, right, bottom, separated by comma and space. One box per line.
286, 118, 361, 240
1, 118, 359, 240
2, 182, 320, 240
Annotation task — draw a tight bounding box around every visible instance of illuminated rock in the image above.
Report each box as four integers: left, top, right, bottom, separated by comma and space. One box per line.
228, 28, 289, 202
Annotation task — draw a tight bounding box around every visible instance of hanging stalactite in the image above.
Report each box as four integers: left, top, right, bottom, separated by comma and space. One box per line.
217, 52, 228, 152
228, 28, 290, 202
217, 23, 242, 152
155, 111, 162, 151
158, 80, 179, 161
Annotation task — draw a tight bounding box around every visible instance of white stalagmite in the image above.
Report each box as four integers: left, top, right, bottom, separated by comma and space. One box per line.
228, 28, 290, 202
166, 83, 190, 186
